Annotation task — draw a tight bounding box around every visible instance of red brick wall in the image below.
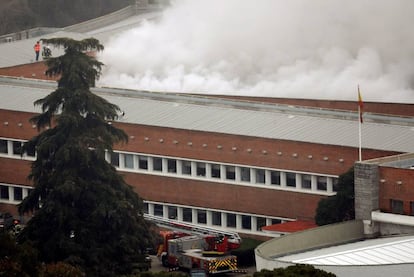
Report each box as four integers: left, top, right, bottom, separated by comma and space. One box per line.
116, 122, 397, 176
0, 158, 32, 185
379, 167, 414, 214
0, 110, 42, 139
123, 172, 322, 220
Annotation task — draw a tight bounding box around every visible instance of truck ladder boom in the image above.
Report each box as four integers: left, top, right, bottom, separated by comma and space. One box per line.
144, 214, 241, 243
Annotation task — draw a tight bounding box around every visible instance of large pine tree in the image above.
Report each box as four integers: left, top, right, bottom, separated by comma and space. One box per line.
18, 37, 154, 276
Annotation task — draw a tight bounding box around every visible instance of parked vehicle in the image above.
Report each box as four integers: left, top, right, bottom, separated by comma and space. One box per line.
145, 214, 242, 275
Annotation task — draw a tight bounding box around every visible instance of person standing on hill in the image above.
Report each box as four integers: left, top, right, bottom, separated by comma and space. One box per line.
34, 41, 41, 61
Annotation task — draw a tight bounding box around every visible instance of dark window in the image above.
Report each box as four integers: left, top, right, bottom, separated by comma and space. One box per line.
256, 217, 266, 231
110, 152, 119, 167
0, 139, 8, 153
182, 160, 191, 175
226, 166, 235, 180
270, 171, 280, 185
302, 174, 312, 189
317, 176, 327, 191
256, 169, 265, 184
12, 141, 22, 155
0, 185, 9, 199
138, 156, 148, 170
25, 143, 36, 157
286, 172, 296, 187
391, 199, 404, 214
168, 206, 177, 219
183, 208, 192, 222
226, 213, 236, 228
196, 162, 206, 177
211, 164, 221, 178
143, 203, 149, 214
153, 157, 162, 171
411, 202, 414, 216
167, 159, 177, 173
154, 204, 163, 216
124, 154, 134, 169
197, 210, 206, 224
13, 187, 23, 201
271, 218, 282, 225
241, 215, 251, 230
240, 167, 250, 182
333, 178, 339, 192
212, 211, 221, 226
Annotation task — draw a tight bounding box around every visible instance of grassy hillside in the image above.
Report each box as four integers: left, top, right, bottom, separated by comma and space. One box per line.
0, 0, 133, 35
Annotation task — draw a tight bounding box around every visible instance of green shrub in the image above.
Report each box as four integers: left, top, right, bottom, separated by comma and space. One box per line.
254, 264, 336, 277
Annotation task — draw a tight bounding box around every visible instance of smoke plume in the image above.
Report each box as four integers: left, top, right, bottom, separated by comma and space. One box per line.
98, 0, 414, 103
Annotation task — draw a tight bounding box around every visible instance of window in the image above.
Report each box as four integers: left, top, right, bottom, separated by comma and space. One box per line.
317, 176, 327, 191
13, 187, 23, 201
271, 218, 282, 225
256, 217, 266, 231
332, 178, 339, 192
270, 171, 280, 186
0, 185, 9, 200
256, 169, 265, 184
168, 206, 177, 219
124, 154, 134, 169
197, 210, 206, 224
391, 199, 404, 214
225, 166, 235, 180
226, 213, 236, 228
12, 141, 22, 155
154, 204, 163, 216
240, 167, 250, 182
211, 164, 221, 178
183, 208, 192, 222
286, 172, 296, 187
110, 152, 119, 167
138, 156, 148, 170
411, 202, 414, 216
302, 174, 312, 189
0, 139, 7, 154
153, 157, 162, 172
26, 143, 36, 157
212, 211, 221, 226
241, 215, 251, 230
182, 160, 191, 175
143, 203, 149, 214
196, 162, 206, 177
167, 159, 177, 173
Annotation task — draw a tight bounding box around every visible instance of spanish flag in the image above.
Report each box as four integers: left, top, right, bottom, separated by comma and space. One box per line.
358, 85, 363, 123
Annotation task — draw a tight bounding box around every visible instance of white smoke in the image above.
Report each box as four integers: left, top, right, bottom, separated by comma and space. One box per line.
98, 0, 414, 103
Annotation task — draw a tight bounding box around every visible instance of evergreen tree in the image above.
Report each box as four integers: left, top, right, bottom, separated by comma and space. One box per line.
18, 37, 154, 276
315, 167, 355, 226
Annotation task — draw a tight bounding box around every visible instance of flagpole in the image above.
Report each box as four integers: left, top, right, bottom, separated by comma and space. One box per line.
358, 85, 363, 162
358, 104, 362, 161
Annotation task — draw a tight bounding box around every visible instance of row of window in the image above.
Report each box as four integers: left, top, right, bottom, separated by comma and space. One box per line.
390, 199, 414, 216
0, 139, 35, 157
0, 184, 31, 203
144, 201, 287, 235
107, 151, 338, 193
0, 182, 286, 236
1, 137, 338, 194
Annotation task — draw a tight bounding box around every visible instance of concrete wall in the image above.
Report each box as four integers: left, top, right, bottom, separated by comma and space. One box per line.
354, 162, 379, 220
255, 220, 365, 271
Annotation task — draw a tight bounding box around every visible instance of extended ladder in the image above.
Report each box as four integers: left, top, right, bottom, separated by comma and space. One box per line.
144, 214, 242, 244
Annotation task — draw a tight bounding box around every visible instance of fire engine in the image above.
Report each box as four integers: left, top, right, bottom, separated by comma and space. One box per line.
145, 214, 242, 275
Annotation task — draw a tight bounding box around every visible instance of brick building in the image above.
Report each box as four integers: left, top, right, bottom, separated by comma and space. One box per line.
0, 5, 413, 238
1, 72, 413, 237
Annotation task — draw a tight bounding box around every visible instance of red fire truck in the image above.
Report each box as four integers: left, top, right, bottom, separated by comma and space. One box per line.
145, 214, 242, 275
